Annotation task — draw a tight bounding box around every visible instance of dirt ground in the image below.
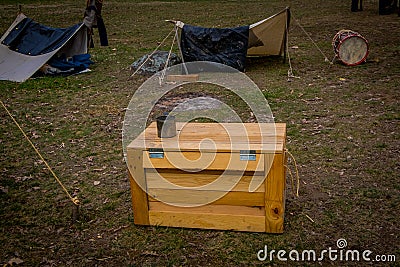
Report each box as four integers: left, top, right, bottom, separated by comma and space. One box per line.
0, 0, 399, 266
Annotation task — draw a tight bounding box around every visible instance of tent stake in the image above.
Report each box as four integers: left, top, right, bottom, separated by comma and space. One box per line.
72, 203, 80, 223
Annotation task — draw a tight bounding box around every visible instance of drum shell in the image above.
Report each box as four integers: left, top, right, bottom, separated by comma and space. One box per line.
332, 30, 369, 66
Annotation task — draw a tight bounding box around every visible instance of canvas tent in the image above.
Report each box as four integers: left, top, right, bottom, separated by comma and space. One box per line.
0, 13, 89, 82
0, 1, 107, 83
247, 7, 290, 57
171, 7, 290, 71
0, 13, 87, 82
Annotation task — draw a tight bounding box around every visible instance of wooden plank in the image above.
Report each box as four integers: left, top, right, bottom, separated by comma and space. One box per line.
143, 151, 265, 171
172, 122, 286, 136
128, 122, 286, 153
148, 210, 265, 232
145, 169, 265, 192
264, 153, 286, 233
149, 202, 265, 216
126, 148, 149, 225
137, 122, 284, 134
147, 188, 264, 206
142, 123, 286, 140
177, 123, 286, 139
149, 191, 264, 206
140, 142, 284, 154
166, 74, 199, 82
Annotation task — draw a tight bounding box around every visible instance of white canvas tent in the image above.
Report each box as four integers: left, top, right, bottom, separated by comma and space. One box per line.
0, 13, 88, 82
247, 7, 290, 57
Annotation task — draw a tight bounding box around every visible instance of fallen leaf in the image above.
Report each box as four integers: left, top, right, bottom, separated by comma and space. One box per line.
141, 251, 159, 256
0, 186, 8, 194
8, 257, 24, 265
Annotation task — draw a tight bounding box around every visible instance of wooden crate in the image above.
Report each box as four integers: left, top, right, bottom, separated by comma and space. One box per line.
126, 122, 287, 233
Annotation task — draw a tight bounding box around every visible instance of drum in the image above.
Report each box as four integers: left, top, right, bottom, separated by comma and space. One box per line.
332, 30, 369, 66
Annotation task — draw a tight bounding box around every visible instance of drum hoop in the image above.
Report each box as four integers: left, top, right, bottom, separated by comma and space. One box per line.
332, 29, 356, 41
332, 30, 357, 54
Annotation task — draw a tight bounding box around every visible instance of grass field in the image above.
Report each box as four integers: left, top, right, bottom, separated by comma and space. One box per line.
0, 0, 399, 266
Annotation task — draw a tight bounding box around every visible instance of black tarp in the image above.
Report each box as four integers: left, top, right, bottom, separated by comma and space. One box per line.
2, 17, 82, 56
180, 25, 249, 71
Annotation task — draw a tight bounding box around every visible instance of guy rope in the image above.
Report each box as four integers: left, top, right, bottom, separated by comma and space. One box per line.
1, 99, 80, 219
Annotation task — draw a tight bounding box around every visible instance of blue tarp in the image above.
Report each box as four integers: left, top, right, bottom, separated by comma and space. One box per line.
0, 13, 88, 82
180, 25, 249, 71
42, 54, 93, 76
2, 17, 82, 56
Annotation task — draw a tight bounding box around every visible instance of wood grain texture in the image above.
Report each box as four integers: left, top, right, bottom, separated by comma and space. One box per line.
149, 202, 265, 216
143, 150, 265, 171
149, 210, 266, 232
127, 148, 149, 225
166, 74, 199, 82
148, 190, 265, 206
128, 122, 286, 153
145, 169, 265, 192
264, 153, 285, 233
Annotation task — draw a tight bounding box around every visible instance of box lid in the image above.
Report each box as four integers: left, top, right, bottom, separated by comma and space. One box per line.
128, 122, 286, 153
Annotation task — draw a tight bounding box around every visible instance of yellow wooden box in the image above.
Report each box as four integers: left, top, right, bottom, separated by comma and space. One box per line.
126, 122, 287, 233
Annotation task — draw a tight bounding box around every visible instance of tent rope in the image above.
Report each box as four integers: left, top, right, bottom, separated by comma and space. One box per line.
291, 12, 331, 63
0, 99, 79, 206
129, 26, 176, 79
159, 25, 178, 85
285, 149, 300, 197
285, 15, 300, 81
174, 23, 189, 75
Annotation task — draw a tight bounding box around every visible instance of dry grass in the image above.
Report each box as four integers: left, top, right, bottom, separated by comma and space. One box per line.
0, 0, 399, 266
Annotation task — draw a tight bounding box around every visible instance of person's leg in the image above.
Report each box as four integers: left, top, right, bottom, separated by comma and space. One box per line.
351, 0, 359, 12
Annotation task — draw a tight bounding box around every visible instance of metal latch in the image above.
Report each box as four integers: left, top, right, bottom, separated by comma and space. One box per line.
149, 148, 164, 158
240, 150, 256, 161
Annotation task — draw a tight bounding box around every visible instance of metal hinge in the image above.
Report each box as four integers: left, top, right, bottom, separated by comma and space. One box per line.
240, 150, 256, 161
149, 148, 164, 158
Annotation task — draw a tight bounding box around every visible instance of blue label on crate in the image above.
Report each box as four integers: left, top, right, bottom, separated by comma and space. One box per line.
149, 148, 164, 158
240, 150, 256, 161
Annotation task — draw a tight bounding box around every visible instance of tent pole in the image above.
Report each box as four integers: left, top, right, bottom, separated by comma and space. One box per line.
283, 32, 287, 64
283, 7, 290, 64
